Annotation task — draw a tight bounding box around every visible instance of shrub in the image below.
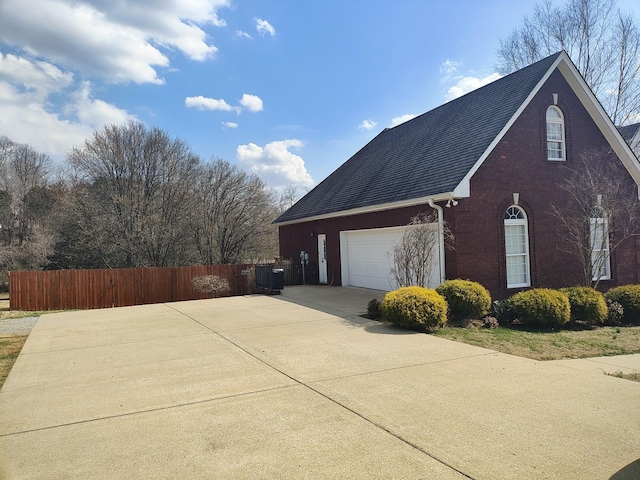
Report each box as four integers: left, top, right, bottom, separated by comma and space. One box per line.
489, 299, 513, 323
559, 286, 607, 325
367, 298, 382, 320
509, 288, 571, 330
435, 279, 491, 324
605, 285, 640, 325
606, 300, 624, 326
381, 286, 447, 332
191, 275, 231, 297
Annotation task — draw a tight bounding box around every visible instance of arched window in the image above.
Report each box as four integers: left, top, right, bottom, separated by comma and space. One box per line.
590, 207, 610, 281
546, 106, 565, 161
504, 206, 531, 288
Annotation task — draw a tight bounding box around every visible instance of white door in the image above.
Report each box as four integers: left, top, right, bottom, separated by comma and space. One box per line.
340, 226, 440, 291
318, 234, 328, 284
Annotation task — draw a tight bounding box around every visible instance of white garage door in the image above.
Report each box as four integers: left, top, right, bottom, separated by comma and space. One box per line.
340, 226, 441, 291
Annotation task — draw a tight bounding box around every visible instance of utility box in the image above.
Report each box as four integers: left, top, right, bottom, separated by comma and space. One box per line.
255, 265, 284, 293
271, 268, 284, 290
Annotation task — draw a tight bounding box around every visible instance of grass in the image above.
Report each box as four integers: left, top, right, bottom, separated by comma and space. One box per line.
607, 371, 640, 382
0, 335, 28, 389
0, 292, 63, 320
432, 325, 640, 361
0, 292, 64, 389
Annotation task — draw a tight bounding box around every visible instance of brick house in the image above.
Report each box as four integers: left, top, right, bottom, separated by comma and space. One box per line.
274, 51, 640, 299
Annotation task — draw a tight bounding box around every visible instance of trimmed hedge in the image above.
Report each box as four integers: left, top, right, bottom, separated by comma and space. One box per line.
436, 279, 491, 323
559, 286, 607, 325
381, 286, 447, 331
605, 285, 640, 325
509, 288, 571, 330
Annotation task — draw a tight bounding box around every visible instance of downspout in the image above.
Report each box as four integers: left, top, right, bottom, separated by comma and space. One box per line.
428, 199, 446, 285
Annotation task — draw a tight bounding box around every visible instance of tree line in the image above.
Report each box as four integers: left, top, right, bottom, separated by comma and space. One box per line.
0, 121, 297, 284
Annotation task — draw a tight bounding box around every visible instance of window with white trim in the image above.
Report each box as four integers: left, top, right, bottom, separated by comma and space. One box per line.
504, 206, 531, 288
546, 106, 565, 161
590, 213, 610, 281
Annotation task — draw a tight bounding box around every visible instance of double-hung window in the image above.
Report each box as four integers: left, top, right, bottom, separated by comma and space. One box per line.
546, 106, 565, 161
504, 206, 531, 288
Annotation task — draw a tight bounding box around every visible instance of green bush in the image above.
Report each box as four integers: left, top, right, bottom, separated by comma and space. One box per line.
489, 299, 513, 323
605, 285, 640, 325
381, 286, 447, 331
367, 298, 382, 320
559, 286, 607, 325
436, 279, 491, 323
606, 300, 624, 326
509, 288, 571, 330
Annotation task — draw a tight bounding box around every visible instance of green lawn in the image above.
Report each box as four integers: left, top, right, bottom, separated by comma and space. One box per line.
433, 325, 640, 361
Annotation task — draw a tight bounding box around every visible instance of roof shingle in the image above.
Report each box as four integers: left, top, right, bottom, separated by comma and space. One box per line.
275, 52, 562, 224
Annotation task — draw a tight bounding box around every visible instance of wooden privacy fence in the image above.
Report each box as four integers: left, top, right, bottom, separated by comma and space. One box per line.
9, 264, 252, 311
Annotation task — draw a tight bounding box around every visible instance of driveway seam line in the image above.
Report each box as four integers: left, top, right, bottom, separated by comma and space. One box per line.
304, 352, 497, 382
166, 303, 476, 480
0, 384, 296, 438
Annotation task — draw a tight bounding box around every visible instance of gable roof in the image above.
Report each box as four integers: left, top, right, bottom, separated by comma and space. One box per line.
618, 123, 640, 143
619, 122, 640, 156
276, 51, 640, 225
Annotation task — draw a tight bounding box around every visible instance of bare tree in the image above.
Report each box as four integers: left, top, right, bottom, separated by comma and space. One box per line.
550, 149, 640, 288
0, 137, 55, 284
67, 121, 200, 267
389, 213, 453, 288
497, 0, 640, 125
278, 185, 305, 213
0, 141, 53, 246
190, 159, 279, 264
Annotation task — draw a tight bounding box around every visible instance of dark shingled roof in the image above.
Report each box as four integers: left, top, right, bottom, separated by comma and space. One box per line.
618, 123, 640, 144
275, 52, 563, 224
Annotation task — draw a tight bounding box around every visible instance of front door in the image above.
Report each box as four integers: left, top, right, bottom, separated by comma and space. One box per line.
318, 234, 328, 284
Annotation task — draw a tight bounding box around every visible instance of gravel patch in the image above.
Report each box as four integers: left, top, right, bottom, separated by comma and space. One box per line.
0, 317, 38, 335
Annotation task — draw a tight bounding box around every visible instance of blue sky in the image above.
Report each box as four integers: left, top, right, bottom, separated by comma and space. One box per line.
1, 0, 639, 191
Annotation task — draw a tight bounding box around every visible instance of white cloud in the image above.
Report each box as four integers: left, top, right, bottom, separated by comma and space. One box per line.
236, 139, 314, 189
440, 59, 461, 75
185, 96, 234, 111
239, 93, 263, 112
0, 80, 91, 158
255, 18, 276, 36
222, 121, 238, 128
445, 73, 502, 101
390, 114, 417, 127
186, 93, 264, 114
0, 0, 231, 84
0, 1, 231, 162
236, 30, 252, 40
65, 81, 132, 125
0, 53, 73, 98
359, 119, 377, 131
0, 53, 133, 158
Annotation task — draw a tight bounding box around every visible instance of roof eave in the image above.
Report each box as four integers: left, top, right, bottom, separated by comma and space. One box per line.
454, 52, 564, 195
453, 51, 640, 193
556, 58, 640, 184
273, 192, 458, 226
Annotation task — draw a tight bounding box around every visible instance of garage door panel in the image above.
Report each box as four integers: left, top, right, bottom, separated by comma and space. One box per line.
343, 226, 440, 291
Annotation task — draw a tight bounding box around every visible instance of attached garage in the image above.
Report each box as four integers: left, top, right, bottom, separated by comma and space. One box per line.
339, 225, 441, 291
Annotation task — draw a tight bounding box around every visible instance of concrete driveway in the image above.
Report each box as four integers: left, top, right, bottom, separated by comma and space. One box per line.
1, 286, 639, 479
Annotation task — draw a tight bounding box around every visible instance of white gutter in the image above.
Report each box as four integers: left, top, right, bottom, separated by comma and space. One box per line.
274, 192, 458, 226
428, 199, 446, 285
